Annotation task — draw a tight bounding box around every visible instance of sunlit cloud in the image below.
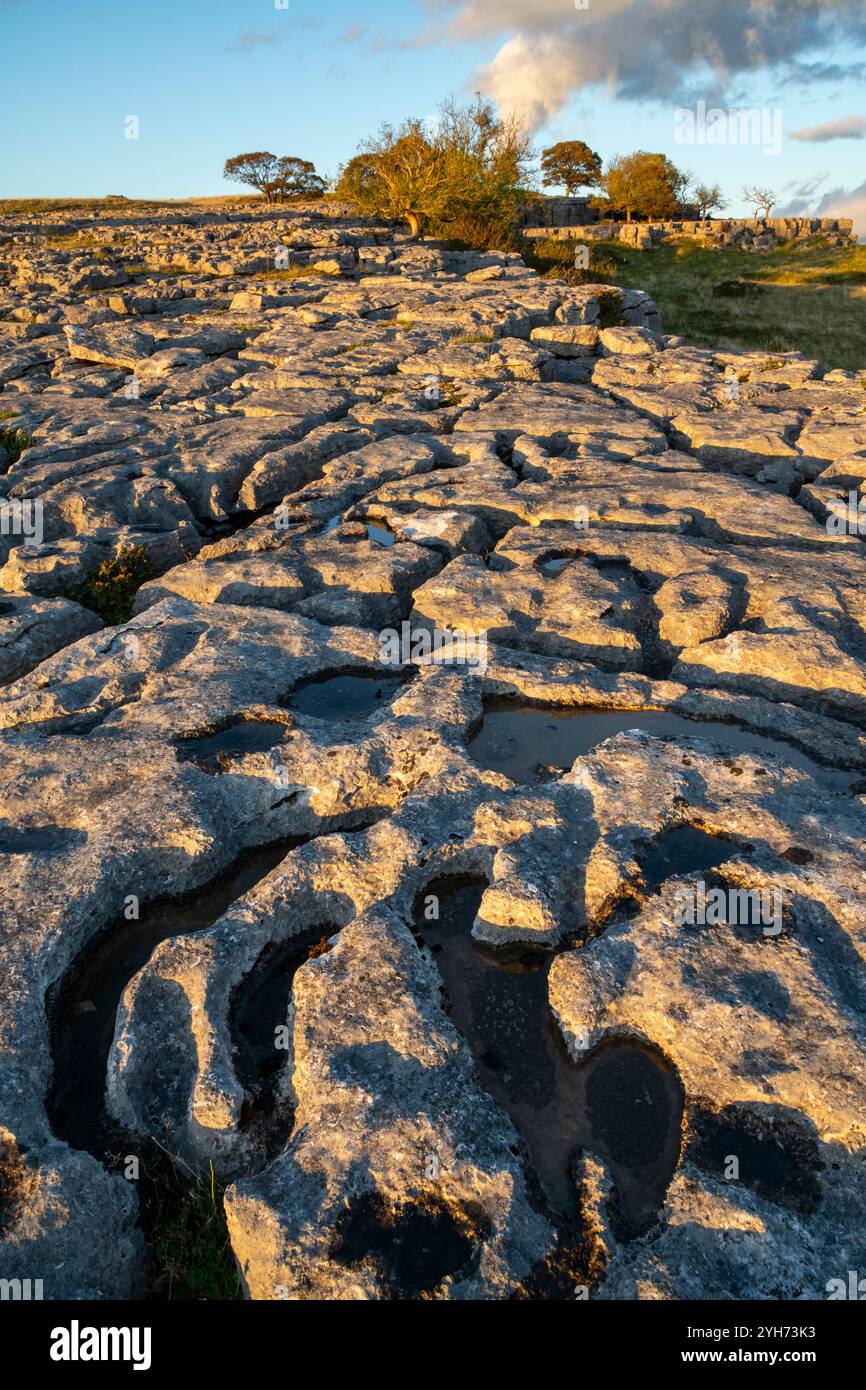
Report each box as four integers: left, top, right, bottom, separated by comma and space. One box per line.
414, 0, 866, 130
791, 114, 866, 141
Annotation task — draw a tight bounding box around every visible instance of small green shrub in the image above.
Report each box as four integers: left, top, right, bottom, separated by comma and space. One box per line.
0, 426, 33, 465
597, 289, 626, 328
76, 545, 152, 625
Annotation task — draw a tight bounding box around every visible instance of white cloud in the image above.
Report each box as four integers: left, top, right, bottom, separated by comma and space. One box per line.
813, 181, 866, 239
419, 0, 866, 130
777, 173, 866, 237
792, 114, 866, 141
477, 34, 579, 131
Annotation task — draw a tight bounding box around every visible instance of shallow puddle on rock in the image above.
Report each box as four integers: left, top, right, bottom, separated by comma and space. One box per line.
47, 837, 301, 1159
365, 521, 396, 547
287, 669, 409, 720
539, 556, 572, 577
175, 718, 289, 770
413, 878, 683, 1235
468, 700, 850, 786
329, 1191, 489, 1297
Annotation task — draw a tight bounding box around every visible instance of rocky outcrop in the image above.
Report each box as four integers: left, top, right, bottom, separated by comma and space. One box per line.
0, 201, 864, 1301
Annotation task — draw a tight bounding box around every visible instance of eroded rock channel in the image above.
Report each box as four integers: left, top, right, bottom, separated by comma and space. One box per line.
47, 838, 304, 1159
412, 877, 683, 1239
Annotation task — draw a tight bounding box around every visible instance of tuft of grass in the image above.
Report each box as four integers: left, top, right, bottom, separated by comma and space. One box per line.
0, 426, 33, 464
47, 232, 104, 252
596, 289, 627, 328
143, 1145, 242, 1301
339, 338, 378, 354
75, 544, 152, 625
257, 265, 324, 281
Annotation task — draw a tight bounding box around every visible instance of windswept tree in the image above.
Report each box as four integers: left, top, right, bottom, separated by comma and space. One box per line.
743, 185, 776, 221
269, 157, 326, 202
691, 181, 728, 218
540, 140, 602, 197
223, 151, 279, 202
335, 97, 532, 242
601, 151, 690, 221
337, 123, 446, 238
223, 152, 326, 204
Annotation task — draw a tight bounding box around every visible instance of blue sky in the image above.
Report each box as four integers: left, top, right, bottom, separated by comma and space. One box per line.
2, 0, 865, 228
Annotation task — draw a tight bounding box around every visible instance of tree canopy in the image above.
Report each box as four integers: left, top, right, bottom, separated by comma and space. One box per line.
223, 152, 279, 201
540, 140, 602, 197
335, 98, 532, 242
223, 152, 325, 204
743, 185, 776, 220
692, 181, 727, 218
601, 151, 690, 221
269, 157, 326, 201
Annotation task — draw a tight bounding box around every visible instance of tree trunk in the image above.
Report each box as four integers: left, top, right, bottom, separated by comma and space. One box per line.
405, 211, 422, 240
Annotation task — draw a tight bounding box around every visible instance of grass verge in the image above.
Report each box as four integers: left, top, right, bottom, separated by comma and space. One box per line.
523, 234, 866, 371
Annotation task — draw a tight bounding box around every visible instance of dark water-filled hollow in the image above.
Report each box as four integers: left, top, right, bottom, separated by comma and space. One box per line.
47, 837, 301, 1160
468, 700, 850, 786
175, 718, 290, 770
229, 926, 337, 1119
286, 667, 411, 720
413, 878, 683, 1237
330, 1191, 490, 1297
637, 825, 743, 892
689, 1106, 823, 1214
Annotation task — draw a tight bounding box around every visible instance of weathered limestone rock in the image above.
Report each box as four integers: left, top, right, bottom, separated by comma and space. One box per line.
64, 324, 156, 370
0, 593, 102, 683
1, 199, 864, 1303
225, 911, 553, 1300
